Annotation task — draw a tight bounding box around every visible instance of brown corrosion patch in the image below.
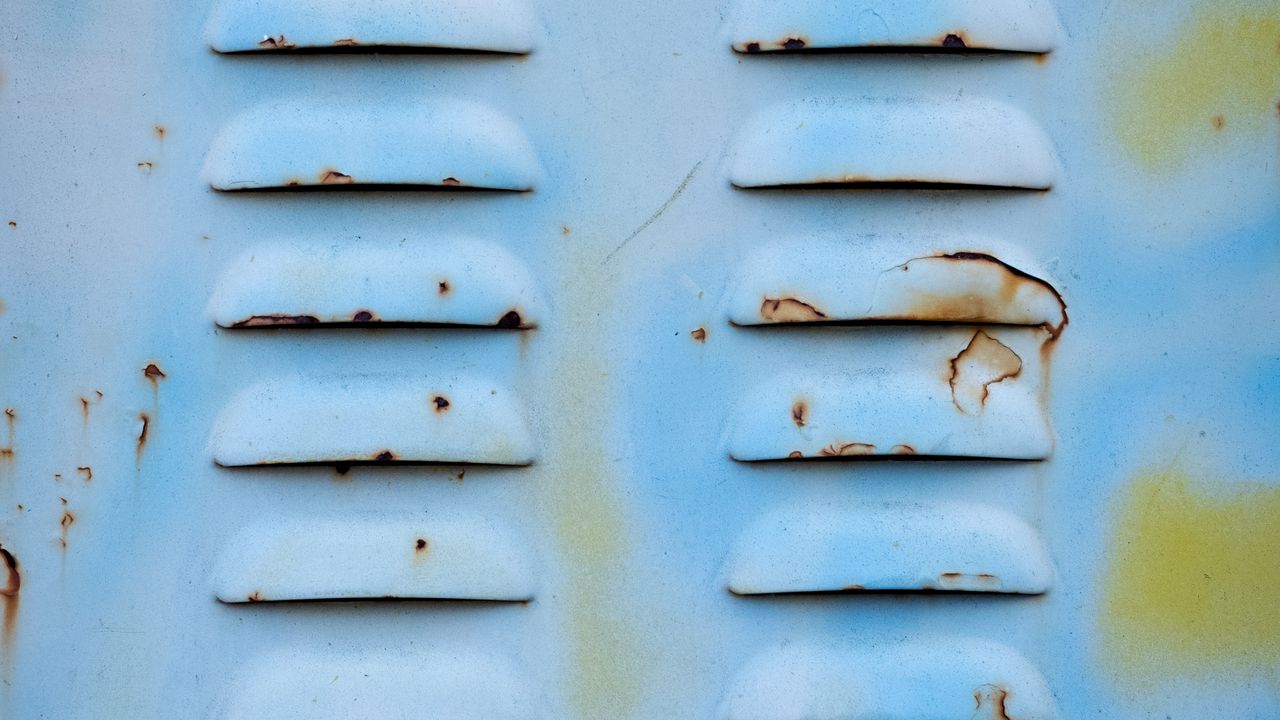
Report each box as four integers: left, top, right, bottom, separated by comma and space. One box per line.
373, 450, 396, 462
59, 505, 75, 550
497, 310, 523, 328
1212, 114, 1226, 130
154, 125, 166, 141
949, 331, 1022, 415
972, 684, 1011, 720
432, 395, 450, 413
319, 169, 353, 184
6, 221, 15, 229
258, 35, 295, 49
441, 177, 461, 186
740, 35, 809, 52
437, 280, 451, 295
143, 363, 166, 383
334, 37, 359, 46
820, 442, 876, 457
136, 412, 151, 455
351, 310, 377, 323
690, 327, 707, 343
891, 444, 917, 455
77, 466, 92, 481
415, 537, 429, 552
941, 32, 969, 49
760, 297, 827, 322
246, 591, 264, 602
791, 400, 807, 428
787, 450, 803, 459
233, 314, 320, 327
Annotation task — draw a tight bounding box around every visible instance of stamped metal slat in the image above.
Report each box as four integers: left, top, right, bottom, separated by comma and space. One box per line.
729, 97, 1058, 190
728, 0, 1060, 54
203, 98, 542, 191
723, 501, 1054, 595
209, 240, 542, 330
213, 516, 537, 603
209, 375, 535, 467
205, 0, 541, 54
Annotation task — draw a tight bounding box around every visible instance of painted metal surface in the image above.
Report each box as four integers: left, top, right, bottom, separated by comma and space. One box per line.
1, 0, 1278, 718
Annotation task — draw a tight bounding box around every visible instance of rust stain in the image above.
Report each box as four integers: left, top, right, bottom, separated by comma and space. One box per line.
0, 545, 18, 649
136, 161, 154, 173
760, 297, 827, 322
740, 35, 809, 52
414, 537, 429, 555
973, 684, 1011, 720
787, 450, 803, 459
257, 35, 295, 49
373, 450, 396, 462
561, 225, 571, 236
143, 363, 166, 384
319, 169, 353, 184
949, 331, 1022, 414
5, 221, 13, 229
76, 466, 92, 482
690, 327, 707, 343
437, 280, 451, 295
1, 408, 14, 460
441, 177, 461, 186
247, 591, 264, 602
497, 310, 523, 328
136, 412, 150, 458
233, 314, 320, 327
334, 37, 360, 46
1212, 114, 1226, 130
938, 572, 1000, 590
790, 400, 807, 428
891, 444, 917, 455
59, 502, 75, 551
941, 31, 969, 48
432, 395, 450, 413
351, 310, 377, 323
820, 442, 876, 457
153, 125, 165, 141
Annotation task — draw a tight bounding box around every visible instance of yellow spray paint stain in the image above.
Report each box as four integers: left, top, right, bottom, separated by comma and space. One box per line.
1100, 466, 1280, 683
1107, 2, 1280, 170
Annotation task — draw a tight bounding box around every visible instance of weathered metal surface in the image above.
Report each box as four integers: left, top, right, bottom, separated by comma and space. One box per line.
213, 515, 538, 602
729, 97, 1058, 189
206, 0, 541, 54
728, 0, 1060, 53
1, 0, 1278, 718
204, 98, 541, 190
724, 499, 1053, 595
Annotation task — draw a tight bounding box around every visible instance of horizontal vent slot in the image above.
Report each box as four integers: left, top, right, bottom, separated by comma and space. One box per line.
214, 516, 536, 603
727, 329, 1052, 461
209, 241, 541, 330
206, 0, 540, 54
203, 99, 540, 191
722, 638, 1058, 719
209, 375, 535, 467
729, 0, 1058, 54
729, 242, 1067, 336
724, 501, 1053, 595
729, 97, 1057, 190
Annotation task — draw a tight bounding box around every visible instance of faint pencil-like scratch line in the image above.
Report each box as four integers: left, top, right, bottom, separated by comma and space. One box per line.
603, 159, 704, 265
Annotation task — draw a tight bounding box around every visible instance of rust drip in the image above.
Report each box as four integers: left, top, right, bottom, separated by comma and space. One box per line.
948, 331, 1023, 415
136, 412, 150, 459
319, 169, 353, 184
257, 35, 295, 49
233, 314, 320, 327
820, 442, 876, 457
760, 297, 827, 322
690, 327, 707, 343
432, 395, 450, 413
791, 400, 807, 428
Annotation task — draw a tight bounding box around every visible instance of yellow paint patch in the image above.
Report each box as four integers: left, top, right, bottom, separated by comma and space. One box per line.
1100, 467, 1280, 683
1108, 3, 1280, 170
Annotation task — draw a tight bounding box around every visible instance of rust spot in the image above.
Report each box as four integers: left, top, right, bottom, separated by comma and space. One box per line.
0, 547, 18, 597
247, 591, 264, 602
233, 314, 320, 327
415, 538, 428, 552
59, 508, 75, 549
137, 161, 154, 173
787, 450, 803, 459
942, 32, 968, 48
257, 35, 295, 49
760, 297, 827, 322
154, 125, 166, 141
891, 444, 917, 455
136, 412, 150, 453
820, 442, 876, 457
497, 310, 523, 328
351, 310, 377, 323
438, 280, 451, 295
334, 37, 360, 46
77, 466, 92, 481
432, 395, 450, 413
561, 225, 571, 236
745, 41, 762, 52
972, 684, 1011, 720
319, 169, 353, 184
690, 327, 707, 343
782, 37, 807, 50
334, 465, 351, 476
1212, 114, 1226, 130
80, 396, 90, 419
949, 331, 1023, 415
143, 363, 166, 382
791, 400, 807, 428
373, 450, 396, 462
6, 221, 15, 229
284, 178, 302, 186
441, 177, 461, 186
